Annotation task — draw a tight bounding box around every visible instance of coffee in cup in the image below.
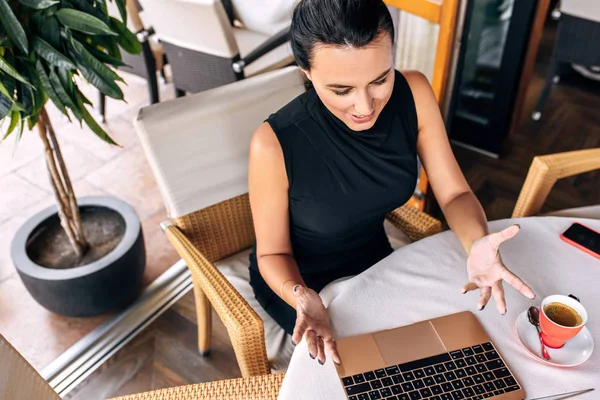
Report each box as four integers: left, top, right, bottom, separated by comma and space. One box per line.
543, 302, 582, 327
539, 295, 587, 349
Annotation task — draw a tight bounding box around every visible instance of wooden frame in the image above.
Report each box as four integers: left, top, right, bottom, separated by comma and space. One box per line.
512, 148, 600, 218
385, 0, 460, 210
509, 0, 552, 134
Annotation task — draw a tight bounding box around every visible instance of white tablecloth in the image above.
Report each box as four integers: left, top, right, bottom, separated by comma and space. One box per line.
278, 217, 600, 400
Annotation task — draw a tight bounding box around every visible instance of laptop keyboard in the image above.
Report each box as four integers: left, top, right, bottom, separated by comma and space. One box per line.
341, 341, 520, 400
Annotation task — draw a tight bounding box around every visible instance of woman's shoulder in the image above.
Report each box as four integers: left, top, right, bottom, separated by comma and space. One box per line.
391, 69, 430, 99
266, 88, 318, 133
391, 70, 433, 115
250, 89, 317, 160
398, 70, 431, 91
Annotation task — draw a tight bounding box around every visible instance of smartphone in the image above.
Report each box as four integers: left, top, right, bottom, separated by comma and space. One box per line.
560, 223, 600, 260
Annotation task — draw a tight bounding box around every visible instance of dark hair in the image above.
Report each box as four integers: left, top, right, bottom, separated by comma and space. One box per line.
291, 0, 395, 70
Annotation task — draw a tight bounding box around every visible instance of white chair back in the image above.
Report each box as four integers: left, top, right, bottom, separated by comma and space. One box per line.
0, 335, 60, 400
231, 0, 295, 36
561, 0, 600, 23
139, 0, 239, 58
134, 66, 306, 219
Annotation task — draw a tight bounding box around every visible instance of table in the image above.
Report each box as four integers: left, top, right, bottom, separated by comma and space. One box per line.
278, 217, 600, 399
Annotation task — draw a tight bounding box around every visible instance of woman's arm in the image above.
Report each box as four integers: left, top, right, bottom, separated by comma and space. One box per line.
404, 70, 535, 313
403, 70, 488, 253
249, 122, 304, 308
249, 122, 341, 364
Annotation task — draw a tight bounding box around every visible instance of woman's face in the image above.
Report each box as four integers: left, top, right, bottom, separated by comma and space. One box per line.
303, 34, 395, 131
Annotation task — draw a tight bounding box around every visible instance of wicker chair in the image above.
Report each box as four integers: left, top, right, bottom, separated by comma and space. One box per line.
0, 332, 284, 400
136, 0, 294, 98
108, 374, 286, 400
133, 66, 441, 378
512, 148, 600, 219
100, 0, 166, 121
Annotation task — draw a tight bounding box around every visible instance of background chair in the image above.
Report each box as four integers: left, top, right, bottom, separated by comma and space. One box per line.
133, 66, 442, 377
0, 333, 285, 400
532, 0, 600, 121
512, 147, 600, 219
384, 0, 460, 212
137, 0, 294, 97
100, 0, 166, 121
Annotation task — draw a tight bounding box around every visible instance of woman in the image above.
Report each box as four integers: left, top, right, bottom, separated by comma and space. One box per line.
248, 0, 535, 365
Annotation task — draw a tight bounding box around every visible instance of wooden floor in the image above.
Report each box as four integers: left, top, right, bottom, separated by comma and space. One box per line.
64, 292, 241, 400
65, 19, 599, 400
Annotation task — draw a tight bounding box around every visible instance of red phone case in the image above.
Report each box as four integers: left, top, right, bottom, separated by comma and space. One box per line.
560, 222, 600, 260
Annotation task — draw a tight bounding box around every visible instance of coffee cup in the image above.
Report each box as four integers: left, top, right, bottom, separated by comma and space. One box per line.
539, 294, 587, 349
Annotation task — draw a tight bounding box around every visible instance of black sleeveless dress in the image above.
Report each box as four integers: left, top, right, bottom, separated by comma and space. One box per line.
249, 70, 419, 334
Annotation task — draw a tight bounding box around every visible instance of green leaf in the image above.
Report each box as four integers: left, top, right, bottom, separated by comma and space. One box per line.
74, 88, 118, 145
0, 94, 11, 120
96, 0, 108, 17
79, 90, 92, 105
49, 70, 82, 121
110, 17, 142, 55
72, 39, 124, 82
18, 82, 34, 114
36, 15, 61, 50
69, 0, 109, 24
28, 112, 39, 130
0, 56, 32, 86
0, 79, 13, 99
20, 0, 59, 10
57, 68, 74, 96
33, 37, 77, 69
5, 110, 19, 137
83, 42, 127, 67
88, 33, 122, 60
74, 57, 123, 99
115, 0, 127, 24
0, 0, 29, 53
70, 39, 124, 99
27, 63, 47, 113
55, 9, 117, 36
36, 60, 69, 118
12, 116, 25, 154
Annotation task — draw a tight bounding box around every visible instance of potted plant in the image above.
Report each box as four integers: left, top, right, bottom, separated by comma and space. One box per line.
2, 0, 147, 317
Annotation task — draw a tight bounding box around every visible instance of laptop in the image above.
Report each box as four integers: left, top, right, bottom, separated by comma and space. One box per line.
334, 311, 525, 400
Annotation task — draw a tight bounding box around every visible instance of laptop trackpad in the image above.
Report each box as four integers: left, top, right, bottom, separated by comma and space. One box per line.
372, 321, 447, 366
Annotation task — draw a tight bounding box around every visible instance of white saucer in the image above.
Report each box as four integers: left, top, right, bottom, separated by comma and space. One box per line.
515, 310, 594, 367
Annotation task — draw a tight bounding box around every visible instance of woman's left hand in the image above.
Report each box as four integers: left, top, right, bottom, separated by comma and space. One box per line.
462, 224, 535, 314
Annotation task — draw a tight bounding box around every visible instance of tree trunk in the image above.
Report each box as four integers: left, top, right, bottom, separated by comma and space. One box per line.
37, 106, 89, 258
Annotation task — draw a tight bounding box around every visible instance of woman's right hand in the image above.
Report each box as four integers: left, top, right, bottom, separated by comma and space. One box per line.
291, 285, 341, 365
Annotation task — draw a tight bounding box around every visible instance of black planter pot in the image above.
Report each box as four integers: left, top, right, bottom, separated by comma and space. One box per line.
11, 196, 146, 317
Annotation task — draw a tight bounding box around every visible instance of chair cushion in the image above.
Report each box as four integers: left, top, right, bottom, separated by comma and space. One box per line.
384, 219, 412, 250
214, 249, 293, 373
545, 205, 600, 220
233, 28, 294, 77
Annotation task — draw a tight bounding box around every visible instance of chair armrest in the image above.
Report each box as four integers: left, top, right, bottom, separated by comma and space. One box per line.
162, 223, 270, 377
232, 26, 291, 73
386, 204, 442, 242
108, 372, 285, 400
512, 148, 600, 218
